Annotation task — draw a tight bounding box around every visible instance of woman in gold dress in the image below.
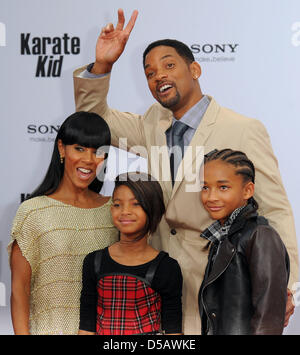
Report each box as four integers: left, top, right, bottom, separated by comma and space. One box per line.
8, 112, 119, 334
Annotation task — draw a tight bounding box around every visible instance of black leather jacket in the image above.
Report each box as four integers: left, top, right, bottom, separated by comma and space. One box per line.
199, 208, 290, 335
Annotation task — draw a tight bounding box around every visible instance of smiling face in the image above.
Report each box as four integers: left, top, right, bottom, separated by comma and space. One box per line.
58, 140, 106, 191
201, 160, 254, 224
144, 45, 202, 118
111, 185, 148, 241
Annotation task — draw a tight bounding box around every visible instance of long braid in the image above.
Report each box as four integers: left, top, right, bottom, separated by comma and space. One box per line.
204, 148, 259, 211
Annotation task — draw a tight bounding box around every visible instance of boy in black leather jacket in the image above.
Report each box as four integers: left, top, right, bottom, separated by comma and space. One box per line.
199, 149, 290, 335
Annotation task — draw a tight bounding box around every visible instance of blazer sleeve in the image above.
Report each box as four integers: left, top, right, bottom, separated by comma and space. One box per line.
246, 224, 290, 335
73, 66, 146, 150
240, 119, 298, 289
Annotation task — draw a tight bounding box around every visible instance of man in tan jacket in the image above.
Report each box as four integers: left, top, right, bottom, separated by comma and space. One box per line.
73, 9, 298, 334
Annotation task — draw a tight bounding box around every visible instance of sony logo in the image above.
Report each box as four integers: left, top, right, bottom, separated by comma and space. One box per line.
190, 43, 239, 54
27, 124, 60, 134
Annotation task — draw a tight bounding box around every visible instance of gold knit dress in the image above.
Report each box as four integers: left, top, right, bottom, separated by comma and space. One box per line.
8, 196, 119, 335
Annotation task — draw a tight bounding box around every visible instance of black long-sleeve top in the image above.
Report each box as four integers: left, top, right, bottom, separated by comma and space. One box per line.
79, 247, 183, 334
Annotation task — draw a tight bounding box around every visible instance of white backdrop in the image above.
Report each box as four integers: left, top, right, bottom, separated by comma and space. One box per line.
1, 0, 300, 334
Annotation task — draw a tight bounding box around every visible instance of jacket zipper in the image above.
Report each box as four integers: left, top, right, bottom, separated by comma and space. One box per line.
201, 241, 236, 333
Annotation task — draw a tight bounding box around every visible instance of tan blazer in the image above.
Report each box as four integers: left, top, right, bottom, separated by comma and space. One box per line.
74, 68, 298, 335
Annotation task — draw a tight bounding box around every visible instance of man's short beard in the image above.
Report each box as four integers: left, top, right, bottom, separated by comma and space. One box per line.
158, 91, 181, 109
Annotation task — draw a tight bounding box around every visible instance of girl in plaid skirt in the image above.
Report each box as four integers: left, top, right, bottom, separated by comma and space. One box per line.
79, 172, 183, 335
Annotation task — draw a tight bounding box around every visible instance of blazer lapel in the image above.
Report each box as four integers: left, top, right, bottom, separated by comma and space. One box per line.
145, 108, 173, 201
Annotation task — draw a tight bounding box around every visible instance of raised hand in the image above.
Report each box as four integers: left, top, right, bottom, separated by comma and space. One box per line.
92, 9, 138, 74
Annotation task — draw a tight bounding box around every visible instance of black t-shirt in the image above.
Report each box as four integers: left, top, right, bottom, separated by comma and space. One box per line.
79, 247, 183, 334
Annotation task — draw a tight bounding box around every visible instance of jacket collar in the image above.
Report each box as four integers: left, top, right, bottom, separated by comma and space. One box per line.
200, 203, 257, 243
202, 204, 258, 288
200, 205, 247, 245
227, 204, 258, 236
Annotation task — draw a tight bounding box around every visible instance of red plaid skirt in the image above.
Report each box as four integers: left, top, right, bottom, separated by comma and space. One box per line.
96, 274, 162, 335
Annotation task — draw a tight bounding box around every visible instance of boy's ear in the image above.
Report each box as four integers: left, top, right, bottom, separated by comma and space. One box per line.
243, 181, 255, 200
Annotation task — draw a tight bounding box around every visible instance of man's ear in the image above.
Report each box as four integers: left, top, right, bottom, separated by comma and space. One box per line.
190, 61, 201, 79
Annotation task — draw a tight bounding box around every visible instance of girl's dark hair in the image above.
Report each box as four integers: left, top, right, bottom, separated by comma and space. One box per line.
204, 148, 259, 212
28, 111, 111, 199
113, 172, 165, 240
143, 39, 195, 67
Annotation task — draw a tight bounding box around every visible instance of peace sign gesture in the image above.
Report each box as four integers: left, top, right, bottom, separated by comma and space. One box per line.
92, 9, 139, 74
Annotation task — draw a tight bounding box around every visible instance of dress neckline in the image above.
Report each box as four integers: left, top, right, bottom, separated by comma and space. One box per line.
43, 195, 112, 210
105, 247, 161, 268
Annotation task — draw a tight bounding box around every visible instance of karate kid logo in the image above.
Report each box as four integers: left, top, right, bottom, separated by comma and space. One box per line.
20, 33, 80, 77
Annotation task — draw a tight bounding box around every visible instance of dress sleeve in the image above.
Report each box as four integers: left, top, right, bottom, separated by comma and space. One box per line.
79, 252, 98, 332
7, 202, 40, 274
245, 224, 290, 335
153, 257, 183, 334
